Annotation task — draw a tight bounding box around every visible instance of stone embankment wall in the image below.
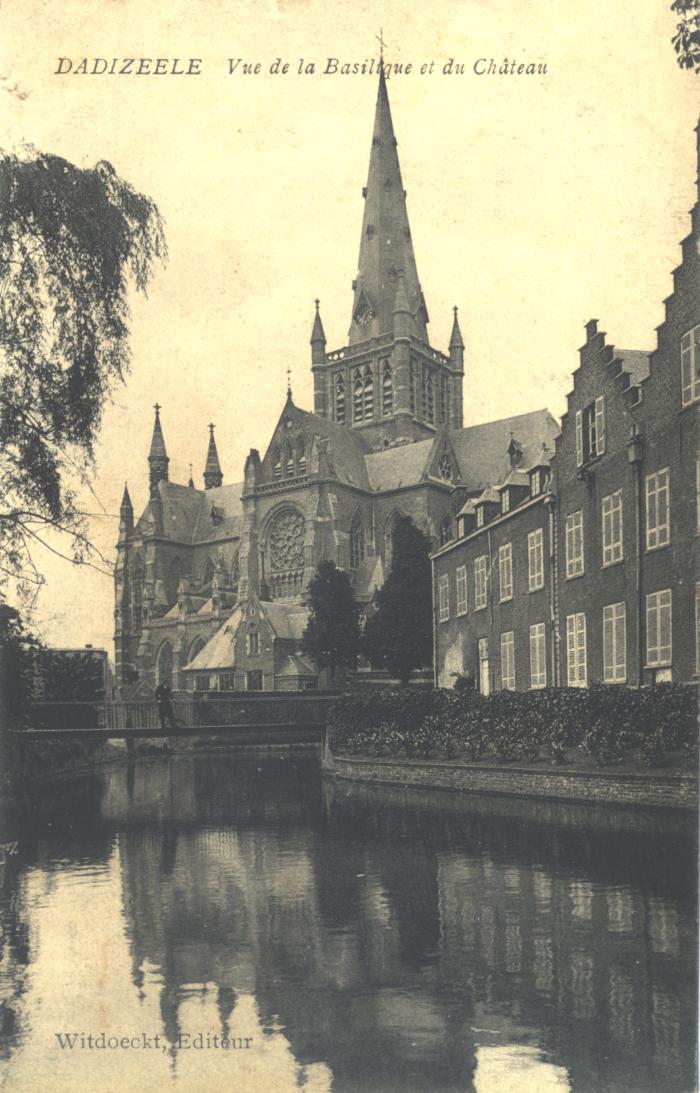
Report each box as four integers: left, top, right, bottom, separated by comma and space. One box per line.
322, 751, 697, 810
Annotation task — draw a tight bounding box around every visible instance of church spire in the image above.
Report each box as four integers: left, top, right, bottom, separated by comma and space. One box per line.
349, 69, 428, 346
148, 403, 169, 494
449, 306, 464, 351
203, 423, 223, 489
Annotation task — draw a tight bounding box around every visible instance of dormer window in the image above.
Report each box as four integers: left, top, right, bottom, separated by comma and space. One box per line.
501, 490, 510, 514
439, 513, 452, 546
531, 470, 541, 496
477, 507, 485, 528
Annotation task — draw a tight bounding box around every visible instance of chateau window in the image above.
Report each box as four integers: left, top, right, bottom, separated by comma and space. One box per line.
273, 448, 282, 479
681, 325, 700, 406
565, 511, 584, 578
602, 490, 623, 566
297, 440, 306, 476
246, 625, 260, 656
646, 589, 672, 667
349, 512, 365, 568
566, 612, 587, 687
438, 574, 450, 622
439, 513, 452, 546
528, 529, 545, 591
498, 543, 513, 602
645, 469, 670, 550
529, 623, 547, 689
335, 374, 346, 424
500, 631, 515, 691
381, 360, 393, 416
353, 369, 364, 423
603, 602, 627, 683
474, 555, 488, 610
456, 565, 468, 615
575, 397, 605, 466
423, 368, 434, 423
409, 361, 417, 413
363, 364, 374, 419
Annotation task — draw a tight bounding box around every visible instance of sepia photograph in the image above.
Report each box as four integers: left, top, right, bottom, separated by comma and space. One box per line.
0, 1, 698, 1090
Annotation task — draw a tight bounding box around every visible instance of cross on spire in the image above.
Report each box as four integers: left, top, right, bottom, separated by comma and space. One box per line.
286, 365, 292, 396
375, 28, 386, 61
154, 402, 161, 417
208, 422, 215, 435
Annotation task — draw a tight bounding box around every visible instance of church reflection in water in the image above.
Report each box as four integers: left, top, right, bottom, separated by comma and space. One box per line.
1, 754, 696, 1092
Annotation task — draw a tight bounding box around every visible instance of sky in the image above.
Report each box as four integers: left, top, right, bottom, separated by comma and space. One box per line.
0, 0, 697, 654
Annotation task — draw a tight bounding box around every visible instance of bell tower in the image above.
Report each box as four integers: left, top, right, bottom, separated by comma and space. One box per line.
310, 69, 464, 448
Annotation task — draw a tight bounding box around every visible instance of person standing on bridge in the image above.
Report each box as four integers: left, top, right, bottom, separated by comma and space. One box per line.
155, 682, 177, 730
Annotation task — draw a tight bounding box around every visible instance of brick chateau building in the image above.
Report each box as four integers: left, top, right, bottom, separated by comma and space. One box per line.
432, 120, 700, 692
114, 72, 556, 693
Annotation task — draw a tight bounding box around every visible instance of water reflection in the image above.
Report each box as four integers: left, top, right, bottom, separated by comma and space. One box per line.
0, 755, 696, 1092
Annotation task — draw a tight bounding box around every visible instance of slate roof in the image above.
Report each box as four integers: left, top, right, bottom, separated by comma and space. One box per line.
364, 439, 434, 491
136, 480, 244, 544
185, 606, 242, 671
277, 653, 317, 678
270, 402, 372, 490
449, 409, 559, 493
261, 601, 310, 641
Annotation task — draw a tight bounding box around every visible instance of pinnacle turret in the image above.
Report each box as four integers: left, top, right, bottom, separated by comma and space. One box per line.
449, 306, 465, 351
148, 403, 169, 494
310, 298, 326, 346
203, 423, 223, 489
348, 69, 428, 346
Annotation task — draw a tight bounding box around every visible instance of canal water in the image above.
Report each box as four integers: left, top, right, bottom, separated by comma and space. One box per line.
0, 754, 696, 1092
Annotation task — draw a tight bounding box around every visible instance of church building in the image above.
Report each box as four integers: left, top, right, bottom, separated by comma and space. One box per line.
114, 71, 557, 692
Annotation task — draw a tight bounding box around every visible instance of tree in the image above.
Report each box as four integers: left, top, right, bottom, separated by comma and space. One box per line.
0, 604, 41, 728
301, 560, 361, 681
672, 1, 700, 71
363, 515, 433, 685
0, 150, 166, 605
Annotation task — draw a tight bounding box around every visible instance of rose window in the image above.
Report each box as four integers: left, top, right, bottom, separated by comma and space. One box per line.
269, 510, 306, 571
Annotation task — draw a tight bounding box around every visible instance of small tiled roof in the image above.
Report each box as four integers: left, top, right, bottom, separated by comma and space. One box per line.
497, 469, 530, 490
277, 653, 317, 678
450, 409, 559, 493
457, 499, 476, 517
185, 606, 243, 671
260, 601, 309, 641
364, 439, 434, 491
475, 486, 500, 505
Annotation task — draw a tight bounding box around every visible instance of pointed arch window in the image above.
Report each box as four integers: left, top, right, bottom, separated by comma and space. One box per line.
297, 439, 306, 476
439, 513, 453, 546
349, 512, 365, 568
201, 556, 215, 588
166, 556, 184, 604
130, 555, 145, 632
353, 369, 364, 423
381, 360, 393, 416
440, 376, 451, 424
363, 365, 374, 420
285, 445, 294, 477
438, 452, 453, 482
231, 551, 240, 590
156, 641, 174, 688
273, 447, 282, 479
188, 636, 207, 664
246, 624, 260, 656
423, 368, 434, 424
409, 360, 417, 414
335, 373, 346, 425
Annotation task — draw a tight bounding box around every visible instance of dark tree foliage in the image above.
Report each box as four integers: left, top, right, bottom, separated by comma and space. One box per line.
36, 650, 105, 702
302, 560, 361, 680
0, 607, 41, 727
0, 151, 166, 604
364, 515, 433, 685
672, 0, 700, 71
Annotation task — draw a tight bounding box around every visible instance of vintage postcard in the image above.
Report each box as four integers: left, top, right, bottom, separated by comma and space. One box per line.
0, 1, 697, 1090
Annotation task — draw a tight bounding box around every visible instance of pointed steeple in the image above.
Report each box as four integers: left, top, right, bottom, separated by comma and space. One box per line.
310, 298, 326, 348
120, 482, 133, 512
349, 69, 428, 346
188, 464, 195, 489
203, 423, 223, 489
119, 482, 134, 536
449, 306, 464, 351
148, 403, 169, 494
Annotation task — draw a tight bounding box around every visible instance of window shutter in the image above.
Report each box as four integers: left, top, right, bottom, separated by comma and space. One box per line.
595, 396, 606, 455
575, 410, 583, 467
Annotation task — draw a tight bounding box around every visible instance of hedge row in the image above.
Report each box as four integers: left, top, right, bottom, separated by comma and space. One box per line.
328, 684, 699, 769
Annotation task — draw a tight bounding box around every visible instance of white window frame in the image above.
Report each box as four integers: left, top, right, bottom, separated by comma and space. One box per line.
565, 510, 584, 578
646, 589, 672, 668
601, 490, 623, 567
576, 398, 606, 466
456, 565, 468, 616
528, 529, 544, 591
474, 555, 488, 610
566, 612, 587, 687
529, 623, 547, 689
500, 631, 516, 690
603, 602, 627, 683
645, 468, 670, 551
501, 490, 510, 514
438, 574, 450, 623
681, 324, 700, 407
498, 543, 513, 602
